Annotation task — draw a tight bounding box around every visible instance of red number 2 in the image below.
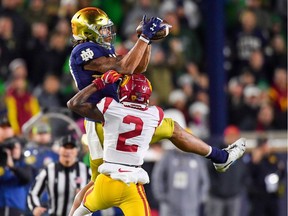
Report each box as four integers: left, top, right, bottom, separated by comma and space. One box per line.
116, 115, 143, 152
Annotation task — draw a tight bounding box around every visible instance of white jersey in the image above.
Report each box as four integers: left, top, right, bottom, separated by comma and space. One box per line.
97, 97, 164, 166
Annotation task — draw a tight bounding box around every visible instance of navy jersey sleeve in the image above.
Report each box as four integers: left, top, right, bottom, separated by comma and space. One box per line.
70, 42, 118, 104
73, 42, 104, 65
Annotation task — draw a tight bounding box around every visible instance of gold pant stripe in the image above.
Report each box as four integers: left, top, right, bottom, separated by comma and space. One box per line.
137, 184, 150, 216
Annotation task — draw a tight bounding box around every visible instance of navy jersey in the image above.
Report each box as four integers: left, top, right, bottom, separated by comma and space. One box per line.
69, 42, 119, 103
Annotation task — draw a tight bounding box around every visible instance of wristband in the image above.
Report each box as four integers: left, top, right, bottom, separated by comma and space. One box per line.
92, 78, 105, 90
139, 35, 150, 44
138, 34, 152, 45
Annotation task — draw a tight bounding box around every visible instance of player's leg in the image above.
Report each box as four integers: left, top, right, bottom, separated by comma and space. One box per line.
119, 183, 151, 216
69, 181, 94, 216
171, 121, 246, 172
82, 174, 124, 212
213, 138, 246, 172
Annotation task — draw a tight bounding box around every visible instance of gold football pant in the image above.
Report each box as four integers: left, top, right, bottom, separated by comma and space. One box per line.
83, 174, 151, 216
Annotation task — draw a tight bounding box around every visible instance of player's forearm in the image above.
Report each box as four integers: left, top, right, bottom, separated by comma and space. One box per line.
84, 40, 149, 75
67, 84, 104, 121
134, 45, 151, 74
117, 39, 150, 74
170, 121, 210, 156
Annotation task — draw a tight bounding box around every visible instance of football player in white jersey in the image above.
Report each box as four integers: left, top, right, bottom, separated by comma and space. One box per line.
67, 71, 246, 216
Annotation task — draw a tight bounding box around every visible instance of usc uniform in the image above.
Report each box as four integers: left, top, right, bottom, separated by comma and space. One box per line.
83, 97, 164, 216
89, 118, 174, 181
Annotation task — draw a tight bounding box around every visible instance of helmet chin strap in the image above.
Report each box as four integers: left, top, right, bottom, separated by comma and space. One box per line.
119, 95, 127, 103
122, 101, 147, 110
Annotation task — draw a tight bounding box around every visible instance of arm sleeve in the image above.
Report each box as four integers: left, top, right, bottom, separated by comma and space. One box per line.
10, 164, 33, 184
27, 168, 48, 211
151, 118, 174, 144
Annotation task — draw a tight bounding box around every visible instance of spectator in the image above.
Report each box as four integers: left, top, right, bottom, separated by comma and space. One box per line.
43, 31, 71, 78
4, 59, 41, 135
247, 136, 286, 216
231, 9, 268, 71
27, 135, 90, 216
152, 147, 210, 216
0, 137, 33, 216
122, 0, 157, 39
245, 0, 273, 32
188, 101, 210, 140
227, 77, 246, 125
0, 15, 21, 79
23, 0, 49, 25
24, 122, 59, 177
244, 49, 269, 86
205, 125, 248, 216
267, 35, 287, 78
147, 46, 174, 106
0, 0, 29, 60
177, 73, 194, 104
268, 68, 287, 129
159, 0, 201, 29
255, 103, 276, 132
239, 85, 261, 130
33, 73, 66, 111
239, 68, 257, 87
25, 21, 50, 87
161, 10, 203, 71
0, 115, 15, 142
168, 89, 190, 124
152, 108, 209, 216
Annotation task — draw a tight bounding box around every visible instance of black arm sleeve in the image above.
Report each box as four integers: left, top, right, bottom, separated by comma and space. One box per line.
10, 165, 33, 184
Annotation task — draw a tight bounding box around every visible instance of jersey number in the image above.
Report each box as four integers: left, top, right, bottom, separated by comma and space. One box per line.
116, 115, 143, 152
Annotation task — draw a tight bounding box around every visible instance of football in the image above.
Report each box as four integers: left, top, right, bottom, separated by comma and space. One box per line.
136, 20, 171, 41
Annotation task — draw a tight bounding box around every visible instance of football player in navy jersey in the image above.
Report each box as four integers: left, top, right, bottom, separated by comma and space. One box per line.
69, 7, 164, 103
68, 7, 165, 216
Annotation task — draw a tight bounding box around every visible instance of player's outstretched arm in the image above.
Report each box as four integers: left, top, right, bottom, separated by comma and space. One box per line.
134, 45, 151, 74
84, 16, 162, 74
83, 41, 149, 75
170, 121, 211, 156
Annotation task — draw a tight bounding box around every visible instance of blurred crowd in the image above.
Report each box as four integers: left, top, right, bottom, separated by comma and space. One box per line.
0, 0, 287, 138
0, 0, 287, 216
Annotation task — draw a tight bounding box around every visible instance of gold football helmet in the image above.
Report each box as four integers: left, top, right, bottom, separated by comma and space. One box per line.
71, 7, 116, 48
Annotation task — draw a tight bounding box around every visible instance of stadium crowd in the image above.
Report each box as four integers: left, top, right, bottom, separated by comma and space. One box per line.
0, 0, 286, 216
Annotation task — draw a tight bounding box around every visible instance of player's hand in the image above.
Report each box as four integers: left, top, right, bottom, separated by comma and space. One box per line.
93, 70, 122, 90
141, 15, 165, 40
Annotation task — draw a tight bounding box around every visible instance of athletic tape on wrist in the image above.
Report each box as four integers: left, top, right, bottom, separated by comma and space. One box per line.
139, 35, 150, 44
